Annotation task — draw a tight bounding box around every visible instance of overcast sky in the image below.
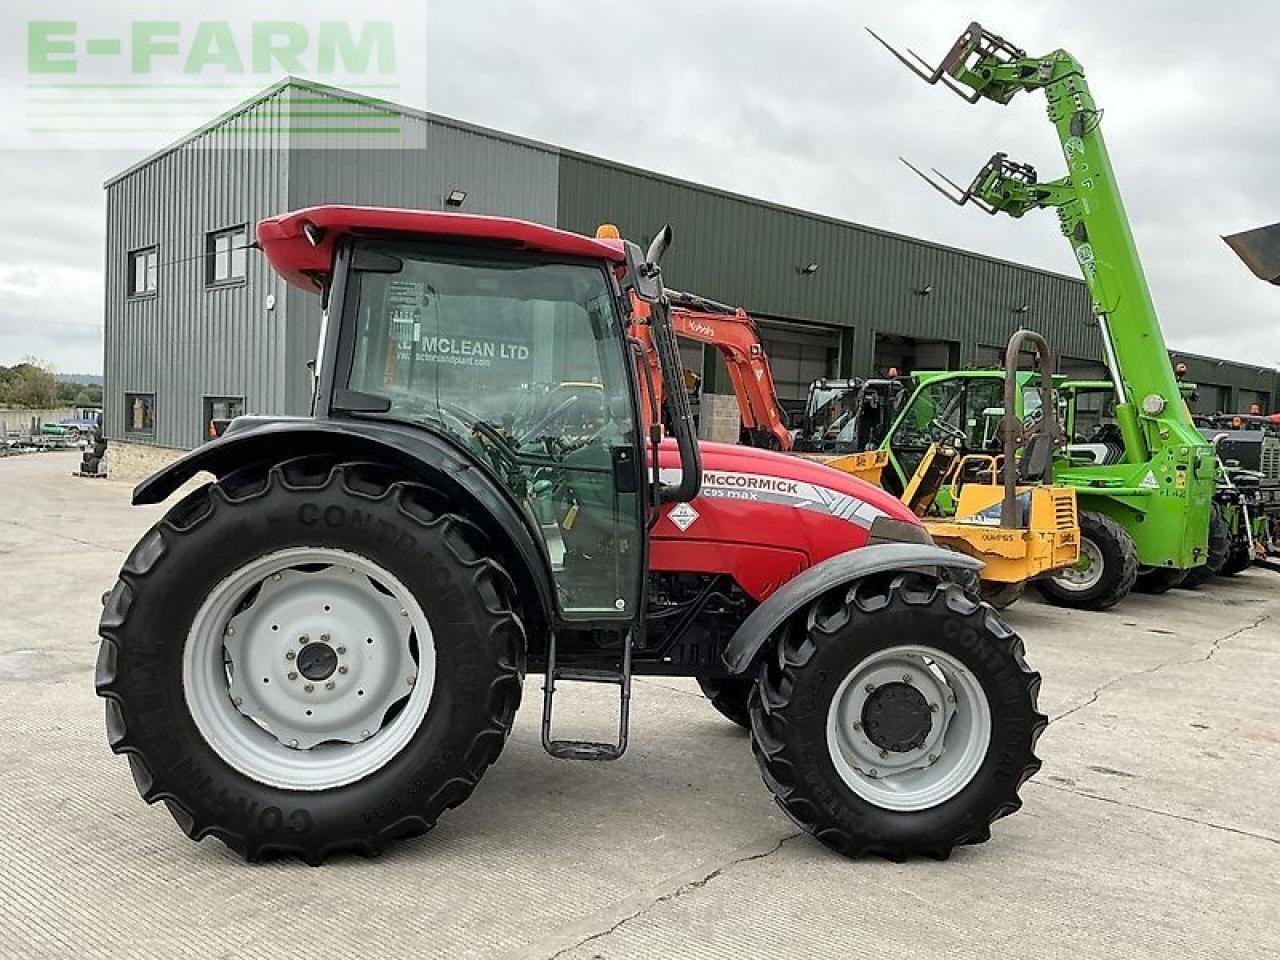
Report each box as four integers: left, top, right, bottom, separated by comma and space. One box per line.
1, 0, 1276, 374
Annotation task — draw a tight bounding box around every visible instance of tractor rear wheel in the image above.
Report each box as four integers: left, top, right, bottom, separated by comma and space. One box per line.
749, 573, 1045, 860
1037, 511, 1137, 610
696, 676, 753, 730
95, 458, 525, 863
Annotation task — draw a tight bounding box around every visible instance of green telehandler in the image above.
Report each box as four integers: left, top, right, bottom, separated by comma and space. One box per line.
871, 21, 1220, 609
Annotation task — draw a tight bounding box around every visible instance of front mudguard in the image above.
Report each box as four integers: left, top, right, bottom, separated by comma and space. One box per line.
721, 542, 983, 675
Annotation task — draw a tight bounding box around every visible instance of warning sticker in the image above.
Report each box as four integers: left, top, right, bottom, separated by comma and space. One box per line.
1140, 471, 1159, 489
668, 502, 700, 532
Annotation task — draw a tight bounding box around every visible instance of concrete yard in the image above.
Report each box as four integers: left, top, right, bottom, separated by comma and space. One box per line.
2, 450, 1277, 959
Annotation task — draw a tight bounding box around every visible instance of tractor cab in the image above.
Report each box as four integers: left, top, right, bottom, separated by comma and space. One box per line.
254, 206, 700, 624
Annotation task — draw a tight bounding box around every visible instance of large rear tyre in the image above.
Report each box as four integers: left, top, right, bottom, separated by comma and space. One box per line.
95, 459, 525, 863
1036, 511, 1137, 611
750, 573, 1045, 860
696, 676, 753, 731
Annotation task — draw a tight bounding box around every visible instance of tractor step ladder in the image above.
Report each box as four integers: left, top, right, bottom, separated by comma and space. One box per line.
540, 631, 632, 761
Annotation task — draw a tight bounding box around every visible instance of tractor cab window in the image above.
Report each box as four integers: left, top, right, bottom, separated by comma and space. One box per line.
344, 243, 642, 621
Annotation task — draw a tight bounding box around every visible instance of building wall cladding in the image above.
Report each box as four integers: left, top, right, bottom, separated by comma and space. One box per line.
103, 81, 1279, 449
554, 153, 1103, 376
104, 91, 293, 448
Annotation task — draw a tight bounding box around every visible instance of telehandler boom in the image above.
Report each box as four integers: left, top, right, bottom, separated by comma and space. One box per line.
874, 21, 1218, 606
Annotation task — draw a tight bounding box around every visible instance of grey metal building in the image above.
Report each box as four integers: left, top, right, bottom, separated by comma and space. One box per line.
103, 78, 1280, 452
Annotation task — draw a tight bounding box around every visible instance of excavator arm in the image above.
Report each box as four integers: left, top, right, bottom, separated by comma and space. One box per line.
632, 291, 792, 451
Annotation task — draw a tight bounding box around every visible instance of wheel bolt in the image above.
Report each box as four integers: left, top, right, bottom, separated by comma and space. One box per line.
320, 633, 330, 643
338, 665, 349, 675
325, 681, 335, 690
299, 635, 309, 645
868, 768, 879, 778
285, 650, 295, 660
272, 573, 281, 582
361, 729, 371, 739
864, 683, 876, 693
225, 626, 235, 637
852, 720, 862, 731
304, 683, 315, 693
232, 697, 242, 707
336, 646, 346, 655
928, 753, 938, 763
288, 671, 298, 680
930, 703, 939, 712
879, 748, 888, 759
400, 609, 408, 617
948, 693, 957, 704
407, 676, 416, 686
902, 674, 912, 684
289, 739, 299, 749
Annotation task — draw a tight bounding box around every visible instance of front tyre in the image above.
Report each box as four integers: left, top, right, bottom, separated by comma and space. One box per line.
95, 459, 525, 863
1037, 511, 1137, 611
750, 573, 1045, 860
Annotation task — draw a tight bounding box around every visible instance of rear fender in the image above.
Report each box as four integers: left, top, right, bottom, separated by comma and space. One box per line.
132, 416, 557, 627
721, 543, 982, 675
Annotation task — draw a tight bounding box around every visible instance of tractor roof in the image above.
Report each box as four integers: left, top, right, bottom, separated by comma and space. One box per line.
257, 205, 626, 291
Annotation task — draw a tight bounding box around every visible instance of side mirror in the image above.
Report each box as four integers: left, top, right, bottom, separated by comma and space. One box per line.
622, 225, 673, 304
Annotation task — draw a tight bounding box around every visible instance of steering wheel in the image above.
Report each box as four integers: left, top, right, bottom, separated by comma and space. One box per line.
517, 394, 582, 445
930, 417, 968, 445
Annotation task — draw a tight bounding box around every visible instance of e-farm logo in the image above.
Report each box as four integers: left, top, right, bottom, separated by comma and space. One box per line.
28, 21, 397, 77
10, 4, 426, 148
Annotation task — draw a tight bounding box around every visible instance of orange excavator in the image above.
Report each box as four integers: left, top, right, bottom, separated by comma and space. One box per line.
638, 290, 793, 450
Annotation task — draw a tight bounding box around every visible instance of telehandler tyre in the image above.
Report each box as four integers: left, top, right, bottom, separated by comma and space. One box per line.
1134, 567, 1187, 594
1219, 545, 1254, 577
749, 573, 1045, 860
697, 676, 753, 730
1181, 503, 1231, 589
95, 458, 525, 864
1036, 511, 1137, 611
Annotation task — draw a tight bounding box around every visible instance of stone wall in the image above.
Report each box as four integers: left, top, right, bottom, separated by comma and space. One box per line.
106, 440, 187, 484
698, 392, 742, 444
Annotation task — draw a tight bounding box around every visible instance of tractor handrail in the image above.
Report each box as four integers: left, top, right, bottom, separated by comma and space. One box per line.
1000, 329, 1056, 528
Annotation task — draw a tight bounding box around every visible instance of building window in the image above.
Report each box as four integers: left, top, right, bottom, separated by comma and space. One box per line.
124, 393, 156, 435
128, 247, 158, 297
206, 225, 248, 285
203, 395, 245, 440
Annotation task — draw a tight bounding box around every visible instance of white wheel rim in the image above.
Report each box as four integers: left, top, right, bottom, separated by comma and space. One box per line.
183, 547, 436, 791
1053, 537, 1104, 592
826, 645, 991, 812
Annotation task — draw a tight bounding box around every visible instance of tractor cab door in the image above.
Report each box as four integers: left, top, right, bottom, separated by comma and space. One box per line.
340, 241, 645, 622
885, 376, 1006, 490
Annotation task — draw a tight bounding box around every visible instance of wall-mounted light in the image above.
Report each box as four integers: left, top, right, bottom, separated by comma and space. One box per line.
445, 189, 468, 207
915, 283, 933, 296
1013, 303, 1030, 314
797, 262, 819, 275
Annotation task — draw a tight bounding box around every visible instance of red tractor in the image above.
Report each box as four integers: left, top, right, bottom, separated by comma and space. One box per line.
96, 206, 1045, 863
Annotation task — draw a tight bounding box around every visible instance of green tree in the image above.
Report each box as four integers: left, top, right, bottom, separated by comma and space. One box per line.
6, 359, 58, 408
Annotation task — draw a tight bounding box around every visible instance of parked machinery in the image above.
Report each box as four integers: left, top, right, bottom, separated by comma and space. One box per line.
873, 21, 1219, 607
96, 206, 1045, 864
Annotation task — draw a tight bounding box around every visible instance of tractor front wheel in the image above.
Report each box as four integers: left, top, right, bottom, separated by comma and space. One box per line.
95, 459, 525, 863
978, 580, 1025, 610
1181, 503, 1231, 589
749, 573, 1045, 860
1037, 511, 1137, 610
1134, 567, 1187, 594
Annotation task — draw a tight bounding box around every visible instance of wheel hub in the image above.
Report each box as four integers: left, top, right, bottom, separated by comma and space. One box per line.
862, 681, 932, 753
184, 547, 437, 790
297, 642, 338, 681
